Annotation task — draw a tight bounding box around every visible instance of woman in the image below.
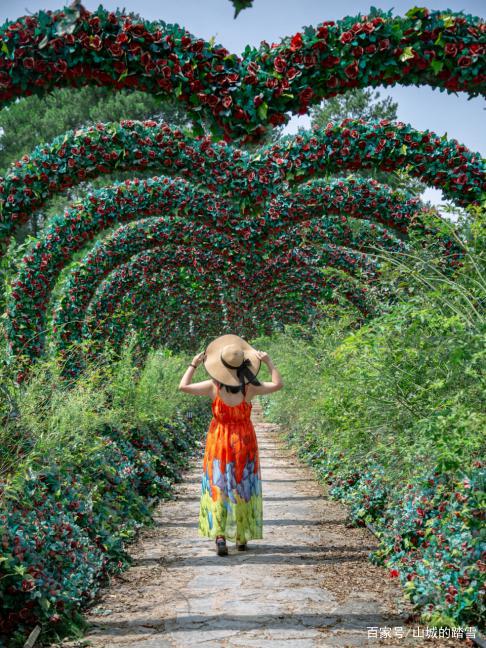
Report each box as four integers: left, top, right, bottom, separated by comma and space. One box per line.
178, 334, 284, 556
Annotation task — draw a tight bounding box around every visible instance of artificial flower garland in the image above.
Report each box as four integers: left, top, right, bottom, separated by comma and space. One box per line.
7, 175, 427, 368
1, 118, 483, 251
0, 6, 484, 141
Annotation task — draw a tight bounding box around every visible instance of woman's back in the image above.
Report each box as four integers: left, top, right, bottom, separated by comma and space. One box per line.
199, 377, 263, 544
211, 381, 253, 424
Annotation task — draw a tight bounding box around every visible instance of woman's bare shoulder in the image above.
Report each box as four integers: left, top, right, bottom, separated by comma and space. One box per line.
179, 378, 215, 397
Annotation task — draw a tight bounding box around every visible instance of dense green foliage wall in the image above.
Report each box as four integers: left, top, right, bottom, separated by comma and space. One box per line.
0, 337, 210, 646
254, 213, 485, 629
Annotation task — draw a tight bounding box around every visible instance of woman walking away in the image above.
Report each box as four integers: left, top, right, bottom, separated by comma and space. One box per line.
178, 334, 283, 556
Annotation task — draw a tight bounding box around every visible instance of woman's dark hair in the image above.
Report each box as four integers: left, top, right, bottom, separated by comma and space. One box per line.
216, 375, 262, 394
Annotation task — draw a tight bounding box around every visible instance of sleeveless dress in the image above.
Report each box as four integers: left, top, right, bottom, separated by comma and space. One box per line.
198, 382, 263, 543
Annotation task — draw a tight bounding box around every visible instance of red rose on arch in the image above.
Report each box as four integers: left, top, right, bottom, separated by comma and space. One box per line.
274, 56, 287, 73
89, 16, 101, 32
89, 35, 103, 51
222, 95, 233, 109
109, 42, 123, 57
287, 67, 299, 80
268, 112, 287, 126
129, 24, 147, 39
141, 52, 151, 67
253, 94, 264, 108
303, 55, 316, 68
191, 39, 205, 54
114, 61, 126, 74
344, 61, 359, 79
290, 33, 303, 51
161, 65, 172, 79
457, 56, 472, 67
444, 43, 458, 57
469, 43, 483, 55
322, 55, 340, 68
234, 106, 249, 121
34, 59, 47, 73
299, 86, 314, 104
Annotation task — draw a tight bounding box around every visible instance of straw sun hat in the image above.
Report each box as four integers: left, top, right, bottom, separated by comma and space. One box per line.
203, 334, 261, 388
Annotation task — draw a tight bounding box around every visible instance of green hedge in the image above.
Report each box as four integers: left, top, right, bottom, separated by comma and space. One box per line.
254, 249, 485, 630
0, 343, 211, 646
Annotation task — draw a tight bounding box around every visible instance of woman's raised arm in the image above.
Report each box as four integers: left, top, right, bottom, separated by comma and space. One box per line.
178, 351, 213, 397
248, 351, 284, 396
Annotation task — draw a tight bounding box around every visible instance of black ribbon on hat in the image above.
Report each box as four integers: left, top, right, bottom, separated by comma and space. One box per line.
220, 354, 259, 389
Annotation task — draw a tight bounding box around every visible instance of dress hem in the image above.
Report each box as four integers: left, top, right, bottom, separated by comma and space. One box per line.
198, 528, 264, 542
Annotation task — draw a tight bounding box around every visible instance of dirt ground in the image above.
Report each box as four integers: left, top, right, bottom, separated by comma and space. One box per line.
53, 400, 464, 648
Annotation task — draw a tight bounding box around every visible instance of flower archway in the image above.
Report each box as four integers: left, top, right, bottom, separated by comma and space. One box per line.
1, 5, 484, 380
1, 118, 483, 250
0, 6, 484, 141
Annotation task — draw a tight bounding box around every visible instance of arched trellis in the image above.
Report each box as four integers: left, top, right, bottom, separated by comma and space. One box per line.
128, 306, 227, 357
0, 6, 484, 140
92, 284, 297, 355
94, 257, 369, 362
1, 120, 472, 376
6, 177, 237, 360
244, 250, 372, 317
82, 221, 391, 348
1, 118, 484, 250
7, 174, 428, 367
1, 6, 483, 380
79, 235, 374, 358
76, 260, 229, 376
85, 271, 317, 358
54, 229, 235, 359
266, 179, 463, 266
84, 249, 227, 345
54, 213, 377, 365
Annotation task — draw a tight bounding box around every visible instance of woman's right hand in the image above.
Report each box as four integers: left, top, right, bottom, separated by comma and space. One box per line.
255, 350, 270, 364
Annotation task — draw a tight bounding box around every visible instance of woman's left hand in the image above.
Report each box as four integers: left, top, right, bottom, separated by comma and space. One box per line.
255, 350, 270, 364
192, 351, 206, 367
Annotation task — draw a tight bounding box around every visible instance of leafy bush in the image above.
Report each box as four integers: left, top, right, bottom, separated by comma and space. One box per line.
254, 214, 485, 629
0, 341, 210, 646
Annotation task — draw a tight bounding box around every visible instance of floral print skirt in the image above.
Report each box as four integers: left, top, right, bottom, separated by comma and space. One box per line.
198, 395, 263, 542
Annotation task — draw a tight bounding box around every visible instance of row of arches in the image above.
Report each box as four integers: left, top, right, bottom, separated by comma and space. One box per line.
0, 7, 484, 379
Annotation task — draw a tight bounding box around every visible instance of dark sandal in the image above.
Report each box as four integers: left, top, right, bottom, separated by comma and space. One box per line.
215, 536, 228, 556
236, 540, 247, 551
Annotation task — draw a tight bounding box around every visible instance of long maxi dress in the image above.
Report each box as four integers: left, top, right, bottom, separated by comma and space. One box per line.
198, 381, 263, 543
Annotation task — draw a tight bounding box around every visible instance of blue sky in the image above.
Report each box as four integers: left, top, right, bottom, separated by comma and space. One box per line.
1, 0, 485, 207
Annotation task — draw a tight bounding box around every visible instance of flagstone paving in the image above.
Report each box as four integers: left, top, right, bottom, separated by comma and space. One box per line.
54, 400, 460, 648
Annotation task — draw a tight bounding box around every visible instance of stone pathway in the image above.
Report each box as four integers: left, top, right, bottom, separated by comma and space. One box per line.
55, 400, 460, 648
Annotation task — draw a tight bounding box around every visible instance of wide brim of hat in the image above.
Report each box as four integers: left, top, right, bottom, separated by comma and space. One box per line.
203, 334, 261, 386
